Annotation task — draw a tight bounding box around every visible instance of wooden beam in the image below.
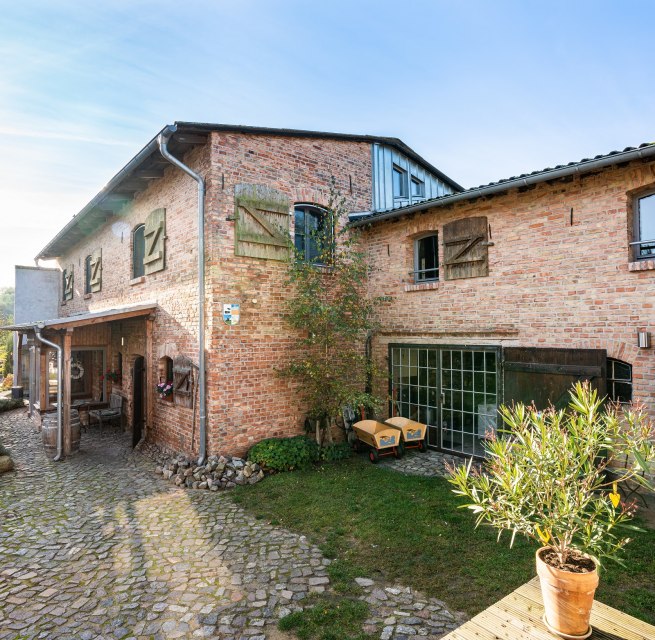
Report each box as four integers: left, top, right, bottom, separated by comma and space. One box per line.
45, 306, 156, 330
145, 315, 154, 440
62, 329, 72, 456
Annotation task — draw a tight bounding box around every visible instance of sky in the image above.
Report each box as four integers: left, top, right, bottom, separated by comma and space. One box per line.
1, 0, 654, 288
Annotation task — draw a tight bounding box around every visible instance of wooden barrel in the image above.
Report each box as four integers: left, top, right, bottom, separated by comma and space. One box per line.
42, 409, 81, 458
42, 411, 58, 459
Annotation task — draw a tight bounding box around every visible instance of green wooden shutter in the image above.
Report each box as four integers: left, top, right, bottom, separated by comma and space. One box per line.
234, 184, 290, 261
90, 248, 102, 292
63, 264, 74, 301
144, 208, 166, 275
443, 216, 489, 280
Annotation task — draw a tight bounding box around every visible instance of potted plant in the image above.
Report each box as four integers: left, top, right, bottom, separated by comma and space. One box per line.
449, 381, 654, 639
100, 369, 121, 384
156, 381, 173, 401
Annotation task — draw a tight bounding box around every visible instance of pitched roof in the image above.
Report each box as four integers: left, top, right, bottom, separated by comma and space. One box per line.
350, 142, 655, 227
36, 122, 461, 260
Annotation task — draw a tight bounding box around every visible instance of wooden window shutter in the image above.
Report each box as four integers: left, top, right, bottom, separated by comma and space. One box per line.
90, 248, 102, 292
144, 208, 166, 275
63, 264, 74, 301
234, 184, 290, 261
443, 216, 489, 280
173, 355, 194, 408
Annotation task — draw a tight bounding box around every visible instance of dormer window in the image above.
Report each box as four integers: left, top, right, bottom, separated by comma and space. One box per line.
392, 165, 408, 199
411, 177, 425, 199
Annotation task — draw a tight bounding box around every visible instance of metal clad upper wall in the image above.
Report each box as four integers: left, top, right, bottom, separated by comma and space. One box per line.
372, 143, 455, 212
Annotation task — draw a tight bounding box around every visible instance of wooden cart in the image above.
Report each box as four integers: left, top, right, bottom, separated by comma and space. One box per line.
384, 417, 428, 452
352, 419, 403, 463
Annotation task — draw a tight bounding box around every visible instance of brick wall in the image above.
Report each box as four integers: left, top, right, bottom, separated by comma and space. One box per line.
362, 160, 655, 414
56, 133, 372, 457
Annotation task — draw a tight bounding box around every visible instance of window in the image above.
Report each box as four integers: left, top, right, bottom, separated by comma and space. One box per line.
634, 192, 655, 259
414, 234, 439, 282
294, 205, 329, 263
132, 224, 145, 278
607, 358, 632, 404
84, 255, 92, 294
411, 177, 425, 198
392, 165, 408, 199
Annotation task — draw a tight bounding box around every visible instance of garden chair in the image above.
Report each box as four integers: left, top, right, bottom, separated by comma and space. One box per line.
89, 393, 124, 435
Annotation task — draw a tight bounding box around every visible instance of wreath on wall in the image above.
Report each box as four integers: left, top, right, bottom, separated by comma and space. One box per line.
70, 360, 85, 380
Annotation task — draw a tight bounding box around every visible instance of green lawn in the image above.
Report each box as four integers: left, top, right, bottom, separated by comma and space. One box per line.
231, 456, 655, 625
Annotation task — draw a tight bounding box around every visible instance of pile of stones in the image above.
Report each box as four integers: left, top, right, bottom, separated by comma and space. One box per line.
145, 445, 265, 491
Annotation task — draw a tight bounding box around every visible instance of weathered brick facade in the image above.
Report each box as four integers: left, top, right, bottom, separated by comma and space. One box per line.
362, 159, 655, 417
54, 131, 371, 456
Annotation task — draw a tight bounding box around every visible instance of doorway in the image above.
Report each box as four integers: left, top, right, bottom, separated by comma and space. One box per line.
389, 344, 500, 458
133, 356, 145, 448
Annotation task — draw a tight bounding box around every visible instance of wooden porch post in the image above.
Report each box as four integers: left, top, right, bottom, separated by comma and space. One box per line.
62, 329, 73, 456
145, 315, 154, 439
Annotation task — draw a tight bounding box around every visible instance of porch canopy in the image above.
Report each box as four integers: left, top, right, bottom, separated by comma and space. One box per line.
2, 303, 157, 457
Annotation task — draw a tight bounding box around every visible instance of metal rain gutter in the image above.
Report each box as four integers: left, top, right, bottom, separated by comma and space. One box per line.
34, 327, 63, 461
157, 124, 207, 465
350, 144, 655, 228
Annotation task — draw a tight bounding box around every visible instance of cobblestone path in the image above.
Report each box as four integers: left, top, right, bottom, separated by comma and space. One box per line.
0, 409, 463, 640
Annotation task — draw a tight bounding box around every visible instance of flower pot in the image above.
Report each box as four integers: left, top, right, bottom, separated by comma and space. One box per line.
536, 546, 598, 639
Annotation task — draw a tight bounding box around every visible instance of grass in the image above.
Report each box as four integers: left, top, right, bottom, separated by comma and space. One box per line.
278, 594, 369, 640
231, 456, 655, 625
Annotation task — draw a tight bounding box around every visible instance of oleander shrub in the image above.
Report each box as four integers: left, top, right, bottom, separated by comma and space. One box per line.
249, 436, 320, 471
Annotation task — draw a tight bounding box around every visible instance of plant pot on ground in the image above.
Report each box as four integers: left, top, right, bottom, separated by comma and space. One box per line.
449, 381, 654, 639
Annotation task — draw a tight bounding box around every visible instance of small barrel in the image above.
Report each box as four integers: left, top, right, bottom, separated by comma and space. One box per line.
42, 411, 58, 459
42, 409, 81, 458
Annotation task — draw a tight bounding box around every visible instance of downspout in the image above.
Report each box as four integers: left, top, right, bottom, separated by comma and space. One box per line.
34, 326, 63, 461
157, 124, 207, 465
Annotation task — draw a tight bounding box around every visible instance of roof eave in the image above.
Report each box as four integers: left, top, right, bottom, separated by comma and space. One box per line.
350, 144, 655, 228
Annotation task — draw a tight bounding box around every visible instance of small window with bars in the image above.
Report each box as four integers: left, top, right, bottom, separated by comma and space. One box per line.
632, 192, 655, 259
413, 234, 439, 282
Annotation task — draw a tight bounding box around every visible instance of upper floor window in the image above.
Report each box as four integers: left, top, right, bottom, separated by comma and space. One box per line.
634, 192, 655, 259
411, 177, 425, 199
393, 165, 408, 199
133, 224, 146, 278
84, 255, 92, 294
294, 205, 329, 264
414, 234, 439, 282
607, 358, 632, 404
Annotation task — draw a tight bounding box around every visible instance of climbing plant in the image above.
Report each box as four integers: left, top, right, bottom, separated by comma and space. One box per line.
280, 180, 389, 445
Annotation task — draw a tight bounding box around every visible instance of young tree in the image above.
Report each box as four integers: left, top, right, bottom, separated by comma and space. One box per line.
281, 181, 388, 445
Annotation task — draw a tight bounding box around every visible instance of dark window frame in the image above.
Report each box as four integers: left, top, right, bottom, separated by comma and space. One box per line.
294, 204, 330, 265
633, 190, 655, 260
132, 224, 146, 278
413, 233, 439, 282
607, 358, 632, 404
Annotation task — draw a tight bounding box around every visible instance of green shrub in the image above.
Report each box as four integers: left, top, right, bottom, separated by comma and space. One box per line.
248, 436, 320, 471
0, 398, 23, 413
319, 442, 352, 462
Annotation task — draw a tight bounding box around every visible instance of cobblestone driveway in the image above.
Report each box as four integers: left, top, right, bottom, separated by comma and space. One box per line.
0, 410, 462, 640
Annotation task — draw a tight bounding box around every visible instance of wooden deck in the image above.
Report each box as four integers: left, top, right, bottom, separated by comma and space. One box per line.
442, 577, 655, 640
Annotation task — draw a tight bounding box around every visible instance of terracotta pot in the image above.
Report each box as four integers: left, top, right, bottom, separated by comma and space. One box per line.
536, 546, 598, 639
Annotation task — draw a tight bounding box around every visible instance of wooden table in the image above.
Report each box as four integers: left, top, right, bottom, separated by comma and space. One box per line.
441, 577, 655, 640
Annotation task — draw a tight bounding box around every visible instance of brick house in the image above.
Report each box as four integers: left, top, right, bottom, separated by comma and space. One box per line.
352, 142, 655, 457
5, 122, 458, 459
